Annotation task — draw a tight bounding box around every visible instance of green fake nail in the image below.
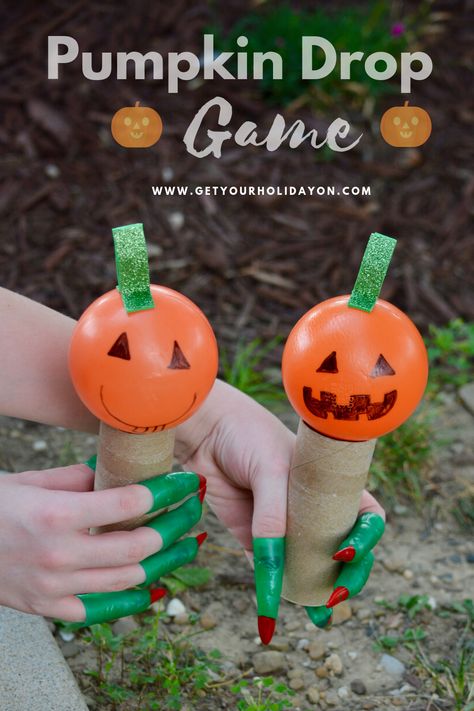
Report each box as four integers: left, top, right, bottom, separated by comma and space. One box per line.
145, 495, 202, 550
253, 537, 285, 619
139, 471, 202, 514
305, 605, 333, 629
336, 551, 375, 597
139, 535, 199, 586
73, 588, 152, 628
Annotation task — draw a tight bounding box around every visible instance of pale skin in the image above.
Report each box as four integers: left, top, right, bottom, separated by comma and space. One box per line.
0, 287, 384, 621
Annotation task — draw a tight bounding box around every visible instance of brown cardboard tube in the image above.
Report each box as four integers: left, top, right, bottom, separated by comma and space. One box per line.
93, 421, 175, 533
282, 420, 376, 606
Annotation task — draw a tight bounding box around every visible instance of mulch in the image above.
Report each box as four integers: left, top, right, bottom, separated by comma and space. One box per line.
0, 0, 473, 366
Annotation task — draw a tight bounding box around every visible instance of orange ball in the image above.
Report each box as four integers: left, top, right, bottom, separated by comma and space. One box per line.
69, 286, 218, 433
282, 296, 428, 441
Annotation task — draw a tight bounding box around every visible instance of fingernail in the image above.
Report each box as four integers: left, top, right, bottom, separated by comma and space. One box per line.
197, 473, 207, 489
149, 587, 167, 603
333, 546, 356, 562
196, 532, 207, 548
198, 484, 207, 503
258, 616, 276, 645
326, 586, 349, 608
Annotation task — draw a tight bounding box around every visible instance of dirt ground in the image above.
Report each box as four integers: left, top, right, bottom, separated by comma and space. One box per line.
1, 386, 472, 711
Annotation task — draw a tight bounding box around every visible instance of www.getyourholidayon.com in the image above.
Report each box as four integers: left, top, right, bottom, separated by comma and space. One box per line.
151, 184, 372, 197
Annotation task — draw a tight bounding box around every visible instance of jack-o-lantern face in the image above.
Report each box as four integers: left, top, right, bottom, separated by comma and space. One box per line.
380, 101, 432, 147
69, 285, 218, 433
282, 296, 428, 441
111, 102, 163, 148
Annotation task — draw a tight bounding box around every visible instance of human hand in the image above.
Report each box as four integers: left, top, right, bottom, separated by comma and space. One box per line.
176, 380, 385, 642
0, 464, 205, 625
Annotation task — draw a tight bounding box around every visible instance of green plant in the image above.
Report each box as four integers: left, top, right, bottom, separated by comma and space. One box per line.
161, 565, 212, 597
221, 337, 286, 408
415, 640, 474, 711
425, 319, 474, 391
83, 613, 224, 710
231, 677, 296, 710
370, 406, 434, 505
211, 2, 430, 108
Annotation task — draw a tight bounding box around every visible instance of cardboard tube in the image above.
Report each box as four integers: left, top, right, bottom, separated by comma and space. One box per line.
282, 420, 376, 606
93, 421, 175, 533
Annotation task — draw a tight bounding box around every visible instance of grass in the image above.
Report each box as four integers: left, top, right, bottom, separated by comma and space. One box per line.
210, 1, 431, 110
82, 614, 222, 710
230, 677, 295, 711
221, 337, 286, 409
426, 319, 474, 392
374, 596, 474, 710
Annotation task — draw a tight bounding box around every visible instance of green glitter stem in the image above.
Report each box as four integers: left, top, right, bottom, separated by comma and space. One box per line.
112, 223, 154, 313
348, 232, 397, 313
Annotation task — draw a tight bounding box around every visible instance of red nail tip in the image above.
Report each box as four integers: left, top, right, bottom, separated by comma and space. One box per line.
198, 485, 207, 503
258, 616, 276, 645
325, 586, 349, 608
149, 587, 167, 603
197, 473, 207, 488
333, 546, 356, 562
196, 531, 208, 547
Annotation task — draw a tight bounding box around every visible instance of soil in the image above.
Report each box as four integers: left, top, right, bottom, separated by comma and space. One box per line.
1, 388, 472, 711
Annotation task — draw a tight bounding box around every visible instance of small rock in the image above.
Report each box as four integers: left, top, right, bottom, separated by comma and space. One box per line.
403, 569, 414, 580
380, 654, 406, 677
32, 439, 48, 452
285, 619, 300, 632
393, 504, 408, 515
315, 665, 329, 678
59, 629, 75, 642
289, 677, 305, 690
288, 668, 304, 679
308, 639, 326, 660
324, 653, 343, 675
382, 556, 405, 573
167, 211, 185, 231
174, 613, 190, 625
459, 383, 474, 416
200, 611, 217, 630
232, 597, 249, 613
357, 607, 371, 621
61, 641, 80, 658
45, 163, 60, 178
347, 651, 358, 660
387, 613, 404, 630
332, 601, 352, 624
466, 553, 474, 564
306, 687, 320, 704
112, 616, 139, 635
337, 686, 349, 699
166, 598, 186, 617
325, 690, 339, 706
351, 679, 367, 695
253, 651, 286, 675
268, 636, 290, 652
296, 638, 310, 651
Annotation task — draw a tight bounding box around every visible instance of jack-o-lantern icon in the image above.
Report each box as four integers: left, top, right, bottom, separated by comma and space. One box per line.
380, 101, 432, 147
69, 286, 218, 433
111, 101, 163, 148
282, 295, 428, 441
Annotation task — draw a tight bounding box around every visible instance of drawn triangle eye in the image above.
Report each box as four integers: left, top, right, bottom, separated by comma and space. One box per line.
370, 354, 395, 377
107, 332, 130, 360
316, 351, 338, 373
168, 340, 191, 370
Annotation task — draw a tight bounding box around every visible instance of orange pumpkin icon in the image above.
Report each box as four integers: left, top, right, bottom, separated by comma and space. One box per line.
281, 295, 428, 441
69, 286, 218, 433
380, 101, 432, 147
111, 101, 163, 148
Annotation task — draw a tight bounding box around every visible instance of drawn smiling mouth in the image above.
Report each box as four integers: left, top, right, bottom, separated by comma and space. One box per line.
303, 387, 397, 421
100, 386, 197, 433
400, 130, 412, 138
130, 131, 143, 139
